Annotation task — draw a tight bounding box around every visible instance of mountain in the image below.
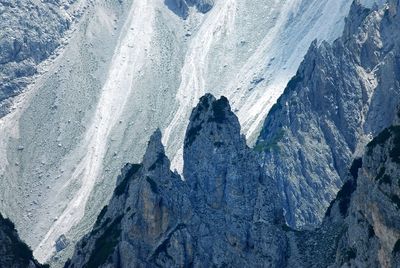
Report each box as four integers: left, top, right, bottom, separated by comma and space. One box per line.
63, 1, 400, 267
329, 120, 400, 267
65, 94, 287, 268
0, 0, 83, 116
256, 0, 400, 228
285, 112, 400, 268
66, 93, 400, 268
0, 0, 357, 263
0, 213, 46, 268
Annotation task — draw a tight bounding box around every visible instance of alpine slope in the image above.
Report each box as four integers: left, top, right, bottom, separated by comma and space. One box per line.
0, 0, 383, 264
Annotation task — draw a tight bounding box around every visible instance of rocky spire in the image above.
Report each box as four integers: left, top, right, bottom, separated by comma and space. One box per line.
184, 94, 260, 218
142, 128, 171, 175
67, 94, 287, 268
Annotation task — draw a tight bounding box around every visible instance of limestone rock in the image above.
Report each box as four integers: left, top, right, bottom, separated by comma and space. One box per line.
0, 0, 77, 116
66, 95, 287, 268
256, 0, 400, 228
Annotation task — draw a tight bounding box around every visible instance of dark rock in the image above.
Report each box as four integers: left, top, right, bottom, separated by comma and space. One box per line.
0, 213, 47, 267
256, 0, 400, 228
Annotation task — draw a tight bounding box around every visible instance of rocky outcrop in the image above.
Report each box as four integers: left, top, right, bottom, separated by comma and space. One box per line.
282, 113, 400, 267
64, 130, 193, 268
182, 94, 286, 267
0, 213, 46, 268
0, 0, 80, 116
66, 93, 400, 267
164, 0, 214, 19
256, 0, 400, 228
66, 94, 287, 268
330, 121, 400, 268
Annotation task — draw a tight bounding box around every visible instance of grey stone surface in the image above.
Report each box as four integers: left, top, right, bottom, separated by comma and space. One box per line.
0, 0, 79, 116
286, 113, 400, 268
164, 0, 213, 18
256, 0, 400, 228
65, 93, 400, 268
331, 121, 400, 268
66, 95, 287, 268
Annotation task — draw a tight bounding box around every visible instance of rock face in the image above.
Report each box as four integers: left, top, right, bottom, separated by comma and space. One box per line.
66, 94, 287, 268
182, 94, 286, 267
285, 115, 400, 268
64, 130, 193, 268
0, 213, 45, 268
66, 93, 400, 267
331, 121, 400, 268
164, 0, 214, 18
256, 0, 400, 228
0, 0, 80, 116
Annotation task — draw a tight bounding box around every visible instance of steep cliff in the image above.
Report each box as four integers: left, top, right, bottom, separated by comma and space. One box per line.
330, 120, 400, 267
66, 94, 287, 268
256, 0, 400, 228
66, 94, 400, 267
0, 0, 356, 261
282, 113, 400, 268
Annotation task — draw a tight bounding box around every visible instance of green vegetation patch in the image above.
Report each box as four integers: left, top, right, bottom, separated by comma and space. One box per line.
254, 129, 285, 153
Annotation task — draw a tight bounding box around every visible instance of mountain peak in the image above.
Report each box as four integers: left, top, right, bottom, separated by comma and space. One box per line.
184, 94, 243, 148
142, 129, 170, 173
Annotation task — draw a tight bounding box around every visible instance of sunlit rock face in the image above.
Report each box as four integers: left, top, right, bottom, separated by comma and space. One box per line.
0, 0, 82, 116
0, 0, 355, 264
286, 114, 400, 268
256, 0, 400, 228
66, 95, 287, 268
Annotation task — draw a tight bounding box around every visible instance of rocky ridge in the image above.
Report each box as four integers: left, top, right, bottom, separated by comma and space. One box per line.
330, 117, 400, 267
65, 94, 400, 268
65, 94, 287, 268
256, 0, 400, 228
284, 111, 400, 268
